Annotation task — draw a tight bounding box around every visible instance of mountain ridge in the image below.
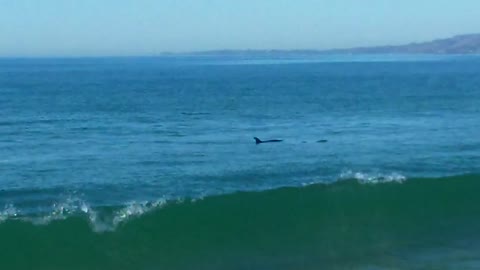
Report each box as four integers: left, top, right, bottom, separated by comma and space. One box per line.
185, 33, 480, 55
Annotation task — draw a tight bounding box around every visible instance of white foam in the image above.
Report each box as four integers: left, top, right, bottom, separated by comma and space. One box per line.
0, 204, 18, 223
339, 170, 407, 184
33, 197, 95, 225
111, 199, 167, 228
9, 196, 170, 232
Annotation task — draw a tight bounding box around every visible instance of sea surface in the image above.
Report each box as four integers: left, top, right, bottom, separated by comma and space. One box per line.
1, 55, 480, 269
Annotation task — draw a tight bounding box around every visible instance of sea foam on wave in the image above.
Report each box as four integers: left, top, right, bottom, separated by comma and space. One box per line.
339, 170, 407, 184
0, 195, 170, 232
0, 204, 18, 222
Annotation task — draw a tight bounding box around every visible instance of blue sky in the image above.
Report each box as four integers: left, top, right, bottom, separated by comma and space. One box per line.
1, 0, 479, 57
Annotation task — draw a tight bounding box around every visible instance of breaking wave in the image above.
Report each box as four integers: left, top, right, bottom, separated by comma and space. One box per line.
1, 174, 480, 269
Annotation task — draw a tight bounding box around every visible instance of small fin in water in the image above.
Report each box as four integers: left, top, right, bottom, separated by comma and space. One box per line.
254, 137, 283, 144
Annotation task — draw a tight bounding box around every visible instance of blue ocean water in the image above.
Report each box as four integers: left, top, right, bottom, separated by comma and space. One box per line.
1, 55, 480, 269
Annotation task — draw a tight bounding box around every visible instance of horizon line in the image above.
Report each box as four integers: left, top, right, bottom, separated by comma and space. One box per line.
0, 32, 478, 59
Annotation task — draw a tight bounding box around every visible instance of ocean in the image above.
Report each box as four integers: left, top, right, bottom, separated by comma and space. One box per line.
1, 55, 480, 269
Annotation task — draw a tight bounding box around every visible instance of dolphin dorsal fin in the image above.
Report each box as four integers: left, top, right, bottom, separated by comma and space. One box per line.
254, 137, 262, 144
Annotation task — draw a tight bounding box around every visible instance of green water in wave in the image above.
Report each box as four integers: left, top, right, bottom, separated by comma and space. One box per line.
1, 175, 480, 270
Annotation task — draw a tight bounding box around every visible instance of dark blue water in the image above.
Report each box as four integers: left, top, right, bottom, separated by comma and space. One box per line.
1, 55, 480, 215
0, 57, 480, 210
2, 55, 480, 269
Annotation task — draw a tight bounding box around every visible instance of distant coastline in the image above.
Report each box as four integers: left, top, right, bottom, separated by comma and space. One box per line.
2, 34, 480, 59
183, 33, 480, 56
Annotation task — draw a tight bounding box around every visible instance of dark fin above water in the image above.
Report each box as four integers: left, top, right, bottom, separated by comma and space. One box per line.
254, 137, 283, 144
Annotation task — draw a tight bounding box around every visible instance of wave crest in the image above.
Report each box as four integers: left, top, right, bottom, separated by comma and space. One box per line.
1, 174, 480, 270
339, 170, 407, 184
0, 204, 18, 223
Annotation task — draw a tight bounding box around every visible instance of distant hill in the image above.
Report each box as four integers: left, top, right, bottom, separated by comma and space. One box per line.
325, 33, 480, 54
189, 34, 480, 56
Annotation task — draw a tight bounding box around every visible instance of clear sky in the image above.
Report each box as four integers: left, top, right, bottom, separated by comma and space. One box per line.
1, 0, 479, 57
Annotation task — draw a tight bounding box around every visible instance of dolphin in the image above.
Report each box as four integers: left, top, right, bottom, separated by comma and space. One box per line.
254, 137, 283, 144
